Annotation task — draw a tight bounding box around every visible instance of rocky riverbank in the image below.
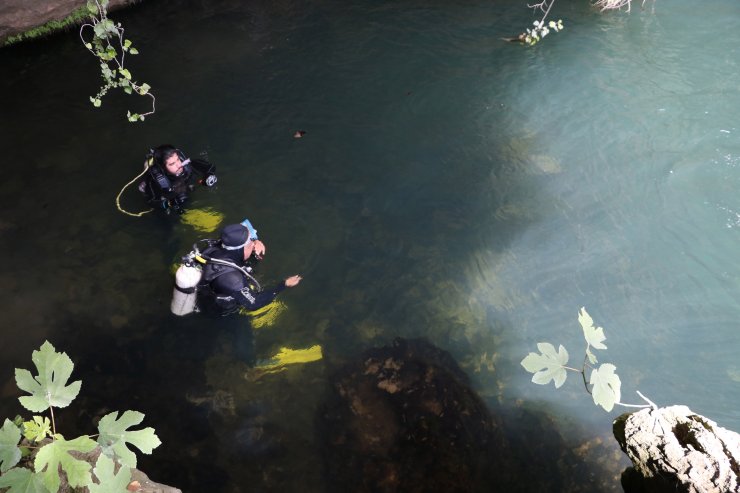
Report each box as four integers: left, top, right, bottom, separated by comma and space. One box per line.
0, 0, 136, 46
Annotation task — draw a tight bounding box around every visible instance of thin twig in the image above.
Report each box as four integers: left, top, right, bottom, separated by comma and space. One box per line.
527, 0, 555, 24
636, 390, 659, 410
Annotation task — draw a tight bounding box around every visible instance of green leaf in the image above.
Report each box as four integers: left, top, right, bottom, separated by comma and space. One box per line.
93, 23, 106, 38
34, 435, 96, 493
120, 68, 131, 80
87, 1, 99, 14
23, 416, 52, 443
15, 341, 82, 412
521, 342, 569, 388
129, 47, 139, 55
590, 363, 621, 412
578, 307, 607, 350
586, 347, 598, 365
123, 86, 133, 94
102, 19, 116, 33
137, 83, 150, 95
123, 39, 132, 48
0, 467, 48, 493
0, 419, 22, 472
89, 454, 131, 493
97, 411, 161, 468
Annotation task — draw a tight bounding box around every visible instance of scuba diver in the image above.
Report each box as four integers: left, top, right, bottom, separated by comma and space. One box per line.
172, 221, 302, 317
138, 144, 217, 215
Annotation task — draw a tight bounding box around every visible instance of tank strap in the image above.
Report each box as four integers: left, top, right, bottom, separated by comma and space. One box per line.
175, 284, 197, 294
149, 165, 172, 191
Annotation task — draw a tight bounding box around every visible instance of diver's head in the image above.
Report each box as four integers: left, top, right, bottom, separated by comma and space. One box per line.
153, 144, 185, 177
220, 224, 253, 261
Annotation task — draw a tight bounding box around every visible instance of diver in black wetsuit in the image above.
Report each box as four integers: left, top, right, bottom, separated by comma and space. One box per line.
138, 144, 217, 214
197, 223, 302, 315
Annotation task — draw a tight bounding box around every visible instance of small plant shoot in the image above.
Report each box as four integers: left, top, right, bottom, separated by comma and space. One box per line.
22, 417, 52, 443
79, 0, 155, 122
521, 307, 655, 412
0, 341, 161, 493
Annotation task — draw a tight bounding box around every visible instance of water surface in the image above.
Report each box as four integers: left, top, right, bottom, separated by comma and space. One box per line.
1, 0, 740, 491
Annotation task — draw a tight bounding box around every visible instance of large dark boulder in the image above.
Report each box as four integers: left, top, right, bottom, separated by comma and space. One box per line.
319, 338, 510, 492
614, 405, 740, 493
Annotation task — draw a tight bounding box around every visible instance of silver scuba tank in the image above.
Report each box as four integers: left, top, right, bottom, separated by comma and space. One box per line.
171, 264, 203, 315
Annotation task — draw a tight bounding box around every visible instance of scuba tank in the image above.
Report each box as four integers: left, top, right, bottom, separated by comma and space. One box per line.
171, 263, 202, 316
171, 243, 207, 316
170, 240, 262, 316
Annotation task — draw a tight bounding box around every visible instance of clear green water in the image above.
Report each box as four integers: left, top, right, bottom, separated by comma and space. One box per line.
1, 0, 740, 491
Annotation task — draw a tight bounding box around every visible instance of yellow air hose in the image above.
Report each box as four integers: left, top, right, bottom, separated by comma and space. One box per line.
115, 160, 155, 217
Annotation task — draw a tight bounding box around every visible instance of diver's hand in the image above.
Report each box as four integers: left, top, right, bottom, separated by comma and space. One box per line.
244, 239, 266, 260
253, 240, 266, 257
284, 275, 302, 287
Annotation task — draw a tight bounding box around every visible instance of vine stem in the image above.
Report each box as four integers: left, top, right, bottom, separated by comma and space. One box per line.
613, 391, 656, 410
49, 406, 56, 438
615, 402, 652, 409
527, 0, 555, 24
78, 0, 156, 119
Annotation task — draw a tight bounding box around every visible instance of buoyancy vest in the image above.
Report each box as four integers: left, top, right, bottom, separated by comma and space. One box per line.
146, 164, 193, 200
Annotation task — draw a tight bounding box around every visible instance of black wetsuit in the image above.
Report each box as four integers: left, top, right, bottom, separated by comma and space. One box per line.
140, 158, 216, 213
198, 247, 286, 315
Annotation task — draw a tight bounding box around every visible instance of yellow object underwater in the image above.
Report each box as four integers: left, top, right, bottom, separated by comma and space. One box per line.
240, 300, 287, 329
180, 207, 224, 232
254, 345, 323, 374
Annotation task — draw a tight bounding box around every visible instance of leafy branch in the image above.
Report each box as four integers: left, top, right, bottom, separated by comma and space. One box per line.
521, 307, 655, 412
508, 0, 652, 46
79, 0, 155, 122
523, 1, 563, 45
0, 341, 161, 493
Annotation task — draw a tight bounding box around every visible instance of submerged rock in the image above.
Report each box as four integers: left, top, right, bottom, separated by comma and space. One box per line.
320, 338, 511, 492
614, 405, 740, 493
